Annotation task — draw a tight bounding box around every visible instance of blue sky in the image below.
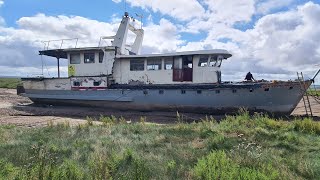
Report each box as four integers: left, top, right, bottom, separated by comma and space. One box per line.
1, 0, 314, 40
1, 0, 320, 81
1, 0, 121, 26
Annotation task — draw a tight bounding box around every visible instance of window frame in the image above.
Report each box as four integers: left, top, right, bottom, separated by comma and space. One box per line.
147, 58, 162, 71
164, 57, 173, 70
99, 51, 104, 63
217, 55, 224, 67
198, 55, 209, 67
70, 53, 81, 64
84, 52, 95, 64
130, 59, 145, 71
209, 56, 218, 67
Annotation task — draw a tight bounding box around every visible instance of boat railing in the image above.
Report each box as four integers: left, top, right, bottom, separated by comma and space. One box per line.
41, 38, 79, 50
98, 36, 114, 47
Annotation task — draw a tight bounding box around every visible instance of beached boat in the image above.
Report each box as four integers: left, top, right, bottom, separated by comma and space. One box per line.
18, 12, 320, 115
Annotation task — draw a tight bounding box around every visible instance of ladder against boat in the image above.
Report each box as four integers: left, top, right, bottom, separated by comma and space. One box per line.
297, 72, 313, 117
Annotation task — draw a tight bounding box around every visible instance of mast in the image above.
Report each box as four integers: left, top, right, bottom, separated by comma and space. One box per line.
112, 12, 130, 55
111, 12, 144, 55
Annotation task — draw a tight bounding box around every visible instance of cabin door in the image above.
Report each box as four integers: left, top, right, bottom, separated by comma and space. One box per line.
182, 56, 193, 81
173, 56, 193, 82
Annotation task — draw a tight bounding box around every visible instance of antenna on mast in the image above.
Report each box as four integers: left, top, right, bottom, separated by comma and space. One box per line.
135, 13, 144, 29
124, 0, 127, 12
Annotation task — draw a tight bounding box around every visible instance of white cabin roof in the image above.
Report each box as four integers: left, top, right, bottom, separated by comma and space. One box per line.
116, 49, 232, 59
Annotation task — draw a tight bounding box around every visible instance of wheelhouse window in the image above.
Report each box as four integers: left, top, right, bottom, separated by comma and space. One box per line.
99, 52, 104, 63
217, 55, 223, 67
209, 56, 217, 67
84, 53, 95, 63
164, 58, 173, 70
147, 58, 162, 70
198, 55, 209, 67
70, 53, 80, 64
182, 56, 193, 68
130, 59, 145, 71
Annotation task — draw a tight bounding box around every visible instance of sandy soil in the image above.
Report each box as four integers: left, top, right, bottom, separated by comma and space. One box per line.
0, 88, 209, 127
0, 88, 319, 127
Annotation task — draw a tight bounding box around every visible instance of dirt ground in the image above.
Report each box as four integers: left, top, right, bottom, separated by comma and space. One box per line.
0, 88, 319, 127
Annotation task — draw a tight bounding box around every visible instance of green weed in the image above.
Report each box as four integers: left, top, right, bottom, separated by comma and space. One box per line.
294, 118, 320, 134
0, 78, 22, 89
0, 113, 319, 179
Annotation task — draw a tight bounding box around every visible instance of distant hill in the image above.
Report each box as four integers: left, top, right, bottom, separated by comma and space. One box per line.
0, 76, 21, 78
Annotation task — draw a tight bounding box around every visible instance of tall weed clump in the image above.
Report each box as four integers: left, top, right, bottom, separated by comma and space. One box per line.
294, 118, 320, 135
219, 109, 254, 133
193, 150, 279, 180
111, 149, 151, 179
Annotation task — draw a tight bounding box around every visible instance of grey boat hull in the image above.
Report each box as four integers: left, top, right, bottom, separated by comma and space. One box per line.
20, 81, 310, 115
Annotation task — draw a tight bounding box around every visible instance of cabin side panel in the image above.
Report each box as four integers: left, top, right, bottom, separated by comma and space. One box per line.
112, 55, 223, 85
67, 49, 115, 77
112, 59, 174, 84
192, 55, 220, 83
23, 79, 71, 90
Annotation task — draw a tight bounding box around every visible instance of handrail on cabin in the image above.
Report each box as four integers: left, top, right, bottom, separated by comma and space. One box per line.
41, 38, 79, 50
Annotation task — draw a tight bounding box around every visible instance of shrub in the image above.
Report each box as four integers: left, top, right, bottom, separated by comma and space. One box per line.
0, 160, 19, 179
112, 149, 151, 179
86, 116, 94, 126
166, 160, 177, 178
193, 150, 279, 180
264, 119, 290, 130
52, 160, 85, 180
294, 118, 320, 135
100, 115, 118, 127
193, 150, 238, 179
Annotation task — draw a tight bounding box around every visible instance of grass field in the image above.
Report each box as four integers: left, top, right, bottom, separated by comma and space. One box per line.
0, 78, 22, 89
1, 112, 320, 179
308, 89, 320, 96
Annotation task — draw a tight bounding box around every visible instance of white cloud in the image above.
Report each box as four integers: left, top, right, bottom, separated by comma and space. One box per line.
184, 0, 255, 34
0, 1, 320, 82
126, 0, 206, 21
0, 14, 119, 76
112, 0, 122, 3
0, 16, 5, 26
247, 2, 320, 70
143, 18, 184, 53
178, 2, 320, 81
0, 0, 4, 26
204, 0, 255, 25
0, 13, 183, 77
256, 0, 294, 14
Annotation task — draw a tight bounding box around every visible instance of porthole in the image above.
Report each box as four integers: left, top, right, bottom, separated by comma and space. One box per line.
143, 90, 148, 95
264, 88, 270, 92
289, 87, 293, 90
215, 90, 220, 94
197, 90, 202, 94
249, 89, 253, 92
93, 81, 101, 86
73, 81, 80, 86
181, 90, 186, 94
232, 89, 237, 93
159, 90, 164, 94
